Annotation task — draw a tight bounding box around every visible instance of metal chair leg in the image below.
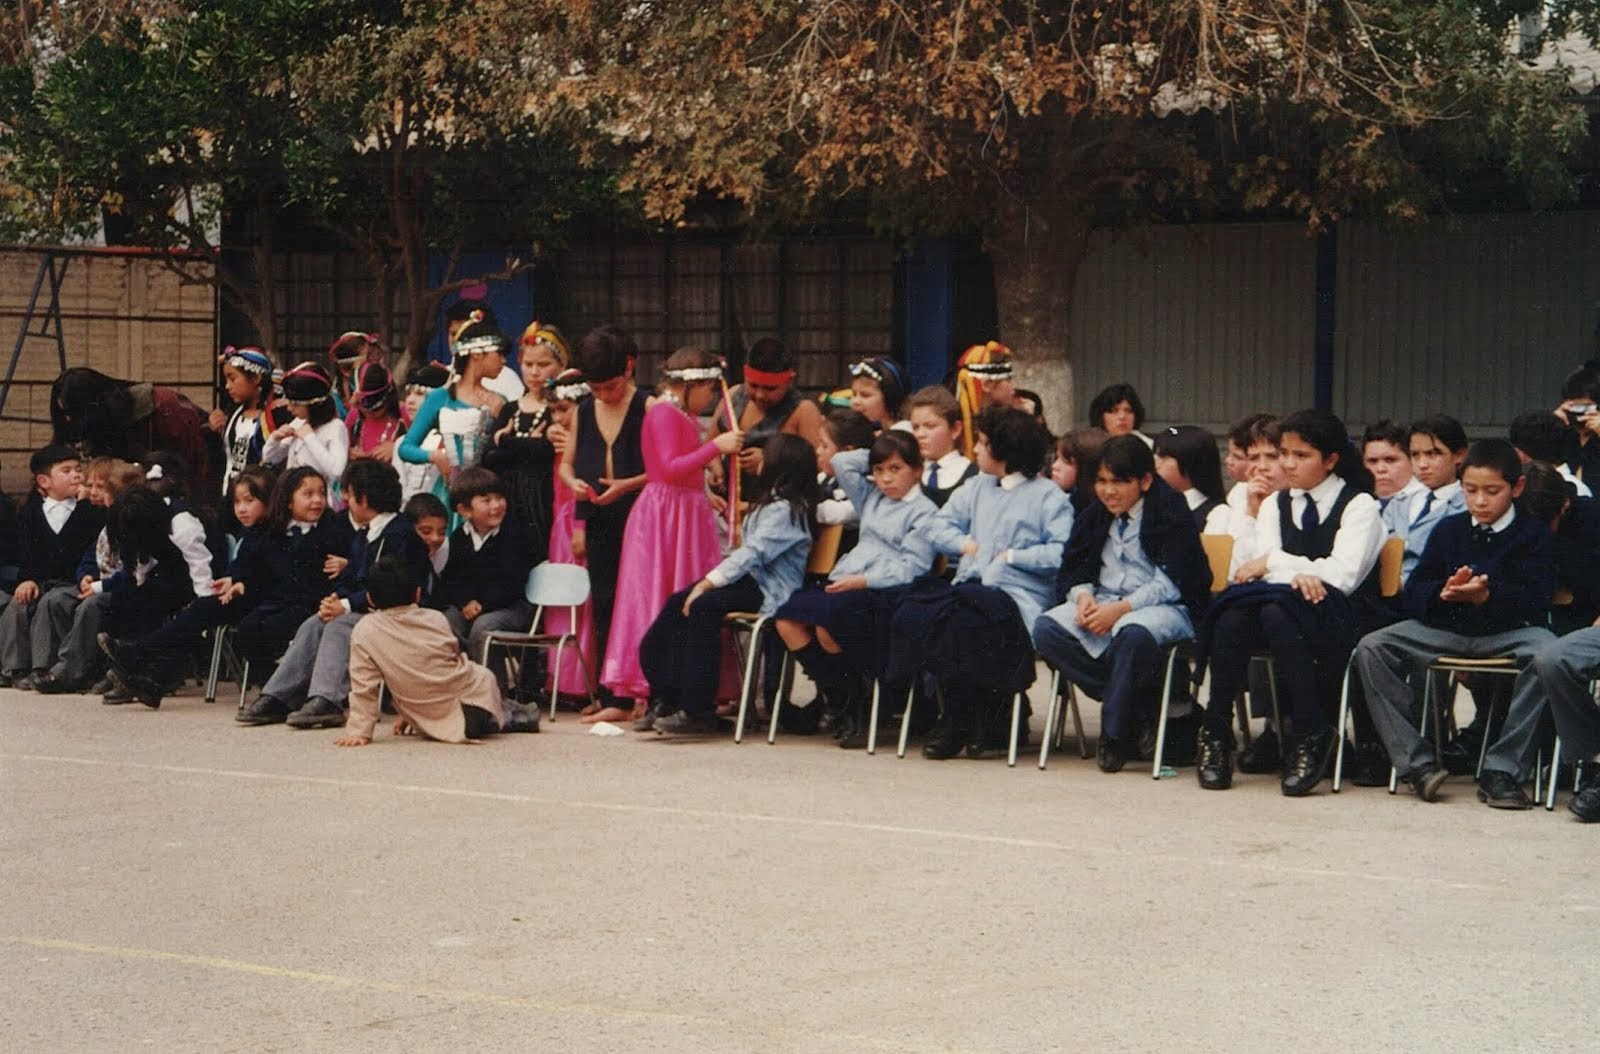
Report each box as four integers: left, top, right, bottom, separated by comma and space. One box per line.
1007, 692, 1023, 767
1545, 736, 1563, 811
1038, 668, 1060, 770
1332, 655, 1356, 793
867, 679, 882, 755
767, 645, 794, 746
733, 619, 765, 744
205, 629, 226, 703
1069, 686, 1089, 759
1150, 647, 1181, 779
237, 660, 251, 712
896, 681, 916, 759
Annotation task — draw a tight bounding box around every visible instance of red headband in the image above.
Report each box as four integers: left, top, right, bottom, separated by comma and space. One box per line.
743, 366, 795, 387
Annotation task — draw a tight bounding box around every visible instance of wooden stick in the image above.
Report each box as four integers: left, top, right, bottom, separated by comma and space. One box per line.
720, 378, 741, 546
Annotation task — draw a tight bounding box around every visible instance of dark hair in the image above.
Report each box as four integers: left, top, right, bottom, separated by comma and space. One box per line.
867, 428, 922, 471
747, 433, 819, 528
1016, 388, 1047, 431
49, 368, 137, 455
1509, 411, 1569, 463
906, 385, 961, 426
404, 492, 449, 524
822, 408, 877, 452
352, 362, 400, 418
365, 555, 423, 610
282, 362, 339, 428
449, 466, 505, 509
1088, 383, 1145, 430
849, 356, 907, 417
1056, 428, 1107, 509
446, 298, 498, 329
1280, 409, 1372, 493
1361, 419, 1409, 451
1561, 365, 1600, 402
976, 405, 1049, 475
577, 325, 637, 383
746, 337, 793, 373
341, 458, 403, 513
1408, 414, 1468, 455
1462, 438, 1524, 486
1100, 434, 1157, 481
231, 465, 277, 509
109, 487, 175, 567
406, 363, 449, 390
141, 450, 191, 503
267, 466, 325, 533
1227, 412, 1279, 450
30, 443, 79, 478
1519, 461, 1571, 525
1153, 425, 1223, 502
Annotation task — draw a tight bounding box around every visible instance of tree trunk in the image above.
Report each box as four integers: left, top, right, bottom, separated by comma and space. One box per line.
985, 193, 1095, 434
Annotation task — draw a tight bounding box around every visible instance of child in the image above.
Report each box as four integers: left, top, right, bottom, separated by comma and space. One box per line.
1355, 440, 1554, 802
847, 355, 907, 431
395, 363, 449, 504
1034, 436, 1211, 772
345, 362, 403, 462
0, 445, 104, 688
1087, 383, 1150, 446
1520, 461, 1600, 633
1509, 409, 1594, 497
1221, 412, 1276, 514
775, 430, 938, 748
1554, 363, 1600, 484
326, 331, 385, 411
1361, 419, 1421, 513
599, 348, 743, 718
439, 467, 535, 688
1223, 414, 1288, 580
557, 326, 651, 717
93, 488, 199, 706
898, 406, 1075, 759
814, 409, 876, 526
397, 319, 507, 508
1051, 428, 1107, 514
1193, 409, 1385, 796
1153, 425, 1230, 533
643, 434, 819, 734
208, 346, 277, 505
1385, 415, 1468, 584
403, 491, 452, 603
484, 321, 569, 556
906, 386, 976, 508
541, 369, 598, 702
953, 341, 1016, 457
262, 362, 351, 488
237, 459, 427, 729
337, 557, 538, 747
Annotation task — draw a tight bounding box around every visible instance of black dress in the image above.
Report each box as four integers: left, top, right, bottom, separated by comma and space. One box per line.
572, 389, 649, 692
483, 400, 556, 556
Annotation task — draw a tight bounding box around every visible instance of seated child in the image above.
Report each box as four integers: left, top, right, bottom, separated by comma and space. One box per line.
1153, 425, 1230, 533
1385, 416, 1468, 584
1356, 440, 1554, 802
906, 386, 976, 508
813, 408, 876, 528
776, 430, 937, 748
1051, 427, 1107, 515
439, 467, 535, 686
237, 459, 428, 729
1519, 461, 1600, 634
642, 434, 818, 734
897, 406, 1074, 759
1088, 382, 1150, 446
1554, 362, 1600, 484
336, 557, 538, 748
1510, 409, 1594, 498
403, 492, 452, 604
1361, 419, 1422, 514
1034, 436, 1210, 772
0, 445, 104, 687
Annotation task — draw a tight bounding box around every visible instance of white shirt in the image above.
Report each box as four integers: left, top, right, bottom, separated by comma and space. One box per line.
289, 519, 317, 535
430, 539, 450, 576
465, 524, 500, 551
1560, 463, 1594, 498
1481, 505, 1516, 535
924, 450, 973, 490
1410, 480, 1462, 527
1257, 474, 1385, 595
483, 366, 525, 403
41, 496, 75, 533
362, 511, 398, 541
998, 471, 1027, 491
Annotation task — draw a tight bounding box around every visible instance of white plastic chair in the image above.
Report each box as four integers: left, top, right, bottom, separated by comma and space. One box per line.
478, 563, 596, 721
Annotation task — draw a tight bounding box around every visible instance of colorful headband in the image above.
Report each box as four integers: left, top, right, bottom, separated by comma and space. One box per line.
664, 364, 724, 383
328, 332, 379, 365
519, 322, 570, 366
848, 358, 905, 388
454, 333, 505, 357
548, 370, 590, 403
955, 341, 1012, 457
743, 366, 795, 387
222, 346, 273, 376
353, 364, 392, 409
281, 363, 333, 405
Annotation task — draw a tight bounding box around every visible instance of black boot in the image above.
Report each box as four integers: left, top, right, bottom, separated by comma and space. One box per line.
1196, 722, 1235, 790
922, 691, 968, 760
836, 678, 872, 749
1281, 726, 1337, 797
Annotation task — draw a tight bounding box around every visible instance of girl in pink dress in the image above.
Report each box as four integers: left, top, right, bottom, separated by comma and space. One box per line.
595, 348, 744, 713
543, 371, 599, 699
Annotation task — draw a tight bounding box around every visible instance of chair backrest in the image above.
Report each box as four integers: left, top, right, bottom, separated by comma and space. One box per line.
807, 523, 845, 576
1378, 536, 1404, 598
525, 562, 592, 608
1200, 534, 1233, 594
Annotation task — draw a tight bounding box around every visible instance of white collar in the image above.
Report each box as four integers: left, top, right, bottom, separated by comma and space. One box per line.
1393, 477, 1428, 502
998, 471, 1027, 491
430, 538, 450, 574
1182, 487, 1206, 511
1121, 498, 1146, 527
1293, 474, 1345, 505
1480, 505, 1516, 534
364, 511, 398, 541
289, 518, 317, 534
1430, 480, 1462, 502
935, 450, 969, 470
42, 496, 75, 510
465, 523, 500, 550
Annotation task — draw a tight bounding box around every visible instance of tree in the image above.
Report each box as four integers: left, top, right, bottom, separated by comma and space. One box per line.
546, 1, 1599, 417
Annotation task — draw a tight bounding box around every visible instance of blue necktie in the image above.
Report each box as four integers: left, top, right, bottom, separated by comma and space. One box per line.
924, 462, 937, 488
1414, 490, 1435, 525
1116, 513, 1130, 538
1300, 496, 1320, 534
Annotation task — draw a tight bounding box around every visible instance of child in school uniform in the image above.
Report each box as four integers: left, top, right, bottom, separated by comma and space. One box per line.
1361, 419, 1421, 514
1509, 410, 1594, 497
895, 406, 1074, 759
1519, 462, 1600, 633
438, 467, 536, 689
906, 386, 977, 508
1193, 409, 1384, 796
262, 362, 351, 496
1384, 416, 1468, 584
336, 556, 538, 748
642, 434, 819, 734
1050, 428, 1107, 514
1034, 436, 1211, 772
847, 355, 908, 431
1153, 425, 1231, 533
0, 445, 104, 688
403, 492, 451, 606
775, 429, 939, 748
1355, 440, 1554, 803
813, 408, 875, 529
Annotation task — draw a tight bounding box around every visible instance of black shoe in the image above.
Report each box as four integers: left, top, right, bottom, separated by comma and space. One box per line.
88, 674, 115, 696
1440, 737, 1478, 777
95, 631, 122, 666
14, 671, 40, 691
776, 698, 822, 736
502, 705, 541, 734
101, 682, 138, 705
237, 694, 290, 725
654, 708, 720, 734
1237, 726, 1282, 773
1348, 742, 1391, 787
1281, 727, 1336, 797
922, 727, 964, 760
966, 697, 1030, 759
1568, 783, 1600, 822
1196, 724, 1234, 790
1097, 736, 1128, 774
122, 673, 164, 709
1405, 764, 1449, 803
633, 702, 663, 732
1477, 769, 1532, 810
0, 670, 14, 688
32, 672, 84, 695
286, 696, 346, 729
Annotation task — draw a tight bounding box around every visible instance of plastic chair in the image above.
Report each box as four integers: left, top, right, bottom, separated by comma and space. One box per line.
726, 524, 844, 744
478, 563, 596, 721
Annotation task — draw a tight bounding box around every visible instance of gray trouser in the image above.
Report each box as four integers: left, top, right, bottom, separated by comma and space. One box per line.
51, 590, 113, 683
1483, 628, 1600, 779
0, 583, 77, 672
1356, 620, 1552, 777
260, 610, 362, 707
444, 601, 534, 687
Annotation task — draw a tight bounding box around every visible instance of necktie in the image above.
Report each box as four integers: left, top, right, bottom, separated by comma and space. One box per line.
1469, 524, 1492, 545
1413, 490, 1435, 525
1116, 513, 1130, 538
924, 462, 937, 488
1300, 495, 1320, 534
1379, 496, 1390, 513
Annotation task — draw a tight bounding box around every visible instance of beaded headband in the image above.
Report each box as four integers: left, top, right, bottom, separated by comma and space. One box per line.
548, 370, 590, 403
664, 364, 723, 383
454, 333, 505, 357
962, 360, 1012, 379
222, 346, 273, 377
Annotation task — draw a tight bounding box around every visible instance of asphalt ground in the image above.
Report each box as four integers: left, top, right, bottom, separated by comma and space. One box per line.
2, 680, 1594, 1053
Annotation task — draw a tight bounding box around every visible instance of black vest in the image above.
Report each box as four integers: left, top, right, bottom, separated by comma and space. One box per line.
1277, 484, 1378, 596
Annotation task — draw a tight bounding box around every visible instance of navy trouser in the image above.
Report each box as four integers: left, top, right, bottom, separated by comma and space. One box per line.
638, 576, 762, 716
1034, 618, 1163, 741
1204, 601, 1337, 735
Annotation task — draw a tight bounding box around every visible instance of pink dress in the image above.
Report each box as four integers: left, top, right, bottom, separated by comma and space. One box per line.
601, 401, 730, 700
546, 477, 597, 697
